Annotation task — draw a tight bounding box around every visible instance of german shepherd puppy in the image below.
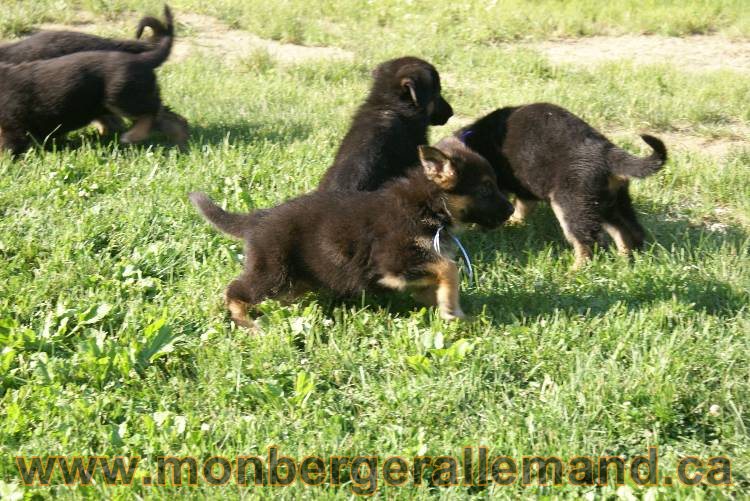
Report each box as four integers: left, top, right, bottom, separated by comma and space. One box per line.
0, 7, 186, 154
0, 10, 169, 63
456, 103, 667, 269
0, 6, 188, 144
318, 56, 453, 192
191, 137, 514, 327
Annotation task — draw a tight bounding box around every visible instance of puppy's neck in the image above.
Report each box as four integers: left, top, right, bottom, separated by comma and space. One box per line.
365, 92, 426, 122
385, 169, 457, 230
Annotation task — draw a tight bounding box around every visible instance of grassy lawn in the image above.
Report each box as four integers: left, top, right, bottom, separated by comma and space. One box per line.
1, 0, 749, 499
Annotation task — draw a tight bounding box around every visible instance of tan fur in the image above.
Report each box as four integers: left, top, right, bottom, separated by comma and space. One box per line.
425, 161, 457, 189
608, 174, 629, 193
445, 194, 470, 218
155, 108, 189, 148
602, 222, 633, 255
550, 195, 592, 269
226, 298, 251, 328
414, 235, 434, 251
426, 259, 464, 320
509, 198, 537, 224
92, 115, 126, 136
378, 274, 408, 291
121, 116, 154, 144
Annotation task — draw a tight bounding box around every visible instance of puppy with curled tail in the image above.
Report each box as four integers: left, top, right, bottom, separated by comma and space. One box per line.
0, 5, 187, 141
0, 6, 187, 155
456, 102, 667, 269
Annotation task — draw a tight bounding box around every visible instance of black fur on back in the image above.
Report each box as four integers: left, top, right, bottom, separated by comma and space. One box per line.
456, 102, 668, 263
0, 9, 174, 154
0, 5, 173, 64
456, 102, 666, 200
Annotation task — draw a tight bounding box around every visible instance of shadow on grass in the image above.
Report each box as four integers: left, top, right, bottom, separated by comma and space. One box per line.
460, 201, 748, 325
26, 117, 315, 153
188, 119, 314, 145
289, 200, 748, 327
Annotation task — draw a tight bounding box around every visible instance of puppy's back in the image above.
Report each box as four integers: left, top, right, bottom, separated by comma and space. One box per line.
0, 31, 154, 64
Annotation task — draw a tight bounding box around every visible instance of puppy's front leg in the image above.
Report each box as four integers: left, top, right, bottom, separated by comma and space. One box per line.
429, 260, 465, 321
509, 198, 537, 225
0, 127, 29, 155
412, 285, 438, 307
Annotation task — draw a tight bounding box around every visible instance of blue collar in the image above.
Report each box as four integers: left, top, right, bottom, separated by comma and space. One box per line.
433, 225, 474, 286
458, 129, 474, 144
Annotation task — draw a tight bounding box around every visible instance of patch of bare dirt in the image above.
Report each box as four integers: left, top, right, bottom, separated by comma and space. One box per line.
445, 116, 748, 159
32, 12, 353, 64
609, 125, 750, 158
526, 35, 750, 73
172, 13, 352, 63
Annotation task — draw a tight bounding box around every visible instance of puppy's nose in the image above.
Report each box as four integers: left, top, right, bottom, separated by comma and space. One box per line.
441, 98, 453, 120
431, 97, 453, 125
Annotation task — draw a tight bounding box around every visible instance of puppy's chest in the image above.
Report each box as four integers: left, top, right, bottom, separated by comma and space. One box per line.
414, 224, 457, 261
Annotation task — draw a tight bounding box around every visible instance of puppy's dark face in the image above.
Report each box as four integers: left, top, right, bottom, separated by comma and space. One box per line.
420, 137, 514, 229
372, 56, 453, 125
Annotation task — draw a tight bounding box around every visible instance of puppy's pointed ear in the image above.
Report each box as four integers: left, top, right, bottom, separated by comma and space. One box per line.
419, 145, 457, 189
401, 77, 419, 106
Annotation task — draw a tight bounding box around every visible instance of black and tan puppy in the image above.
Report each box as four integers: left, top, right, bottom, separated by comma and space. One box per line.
318, 56, 453, 191
191, 137, 514, 327
456, 103, 667, 269
0, 7, 186, 155
0, 6, 186, 139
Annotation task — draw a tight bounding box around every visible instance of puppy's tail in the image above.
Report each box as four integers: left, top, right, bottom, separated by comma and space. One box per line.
137, 5, 174, 68
189, 192, 256, 240
607, 134, 667, 179
135, 13, 170, 40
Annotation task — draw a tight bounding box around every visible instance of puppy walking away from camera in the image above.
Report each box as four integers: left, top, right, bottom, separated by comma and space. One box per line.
0, 6, 185, 137
191, 137, 514, 328
318, 56, 453, 191
0, 6, 187, 154
0, 9, 170, 63
457, 103, 667, 269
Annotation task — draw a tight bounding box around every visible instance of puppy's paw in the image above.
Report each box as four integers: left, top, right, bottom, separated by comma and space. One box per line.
229, 316, 265, 334
506, 214, 527, 226
440, 308, 466, 321
570, 258, 591, 272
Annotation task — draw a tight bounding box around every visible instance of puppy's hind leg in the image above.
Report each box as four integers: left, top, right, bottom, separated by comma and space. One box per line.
224, 263, 287, 330
109, 88, 161, 145
613, 186, 646, 250
225, 275, 261, 330
550, 193, 598, 270
155, 107, 189, 149
121, 115, 155, 145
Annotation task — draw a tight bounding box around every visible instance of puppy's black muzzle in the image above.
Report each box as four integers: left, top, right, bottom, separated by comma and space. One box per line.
430, 96, 453, 125
499, 196, 515, 223
470, 195, 515, 230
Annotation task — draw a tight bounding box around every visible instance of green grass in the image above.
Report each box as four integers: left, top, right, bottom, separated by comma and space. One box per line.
1, 1, 749, 499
